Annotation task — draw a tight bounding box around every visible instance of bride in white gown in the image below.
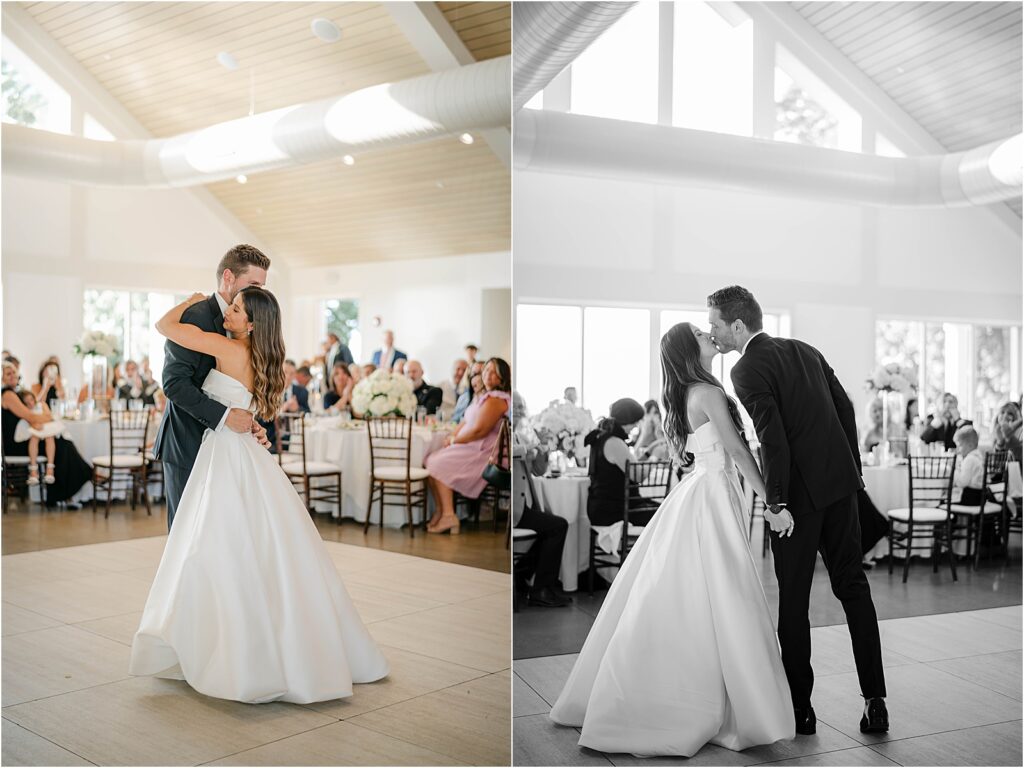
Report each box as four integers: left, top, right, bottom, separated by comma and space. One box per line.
549, 322, 794, 756
129, 288, 388, 704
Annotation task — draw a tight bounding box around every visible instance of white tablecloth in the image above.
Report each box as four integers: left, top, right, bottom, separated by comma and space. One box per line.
301, 422, 447, 525
532, 474, 591, 592
61, 413, 164, 502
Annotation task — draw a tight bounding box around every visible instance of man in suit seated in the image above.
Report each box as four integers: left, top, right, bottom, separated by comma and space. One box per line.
440, 358, 469, 421
117, 359, 159, 406
371, 330, 407, 371
280, 359, 310, 414
921, 392, 972, 451
406, 360, 442, 416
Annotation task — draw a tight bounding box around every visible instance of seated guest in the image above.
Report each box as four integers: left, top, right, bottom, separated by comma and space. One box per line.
392, 358, 406, 375
371, 329, 407, 370
280, 359, 309, 414
32, 358, 67, 404
452, 360, 485, 423
513, 451, 570, 607
921, 392, 972, 450
323, 361, 355, 414
584, 398, 645, 527
117, 359, 158, 406
904, 397, 920, 434
15, 390, 62, 485
993, 402, 1023, 465
635, 400, 670, 460
440, 359, 469, 420
952, 425, 985, 505
362, 363, 377, 379
861, 397, 905, 453
324, 332, 354, 370
563, 386, 578, 406
2, 362, 91, 507
294, 365, 313, 391
406, 360, 442, 415
424, 358, 512, 535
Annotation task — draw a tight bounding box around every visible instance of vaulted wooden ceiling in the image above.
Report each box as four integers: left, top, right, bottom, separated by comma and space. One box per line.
790, 1, 1022, 217
17, 1, 511, 265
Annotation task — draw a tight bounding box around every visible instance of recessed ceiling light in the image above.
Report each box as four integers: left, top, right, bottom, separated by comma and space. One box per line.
311, 18, 341, 43
217, 51, 239, 71
342, 154, 355, 166
459, 133, 474, 145
436, 181, 445, 190
236, 174, 248, 184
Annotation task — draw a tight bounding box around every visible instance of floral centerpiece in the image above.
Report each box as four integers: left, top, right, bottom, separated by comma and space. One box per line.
865, 362, 917, 460
351, 369, 417, 418
73, 330, 120, 403
533, 401, 595, 468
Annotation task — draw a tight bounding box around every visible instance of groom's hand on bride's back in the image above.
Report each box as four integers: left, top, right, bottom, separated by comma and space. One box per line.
226, 408, 254, 433
251, 420, 271, 449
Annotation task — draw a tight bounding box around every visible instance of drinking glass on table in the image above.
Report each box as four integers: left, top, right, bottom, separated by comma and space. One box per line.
416, 406, 427, 424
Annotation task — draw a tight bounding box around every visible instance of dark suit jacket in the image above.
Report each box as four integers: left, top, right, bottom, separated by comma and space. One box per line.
152, 295, 228, 471
371, 348, 408, 368
920, 416, 972, 451
328, 344, 354, 371
731, 333, 863, 513
414, 382, 443, 415
283, 382, 310, 414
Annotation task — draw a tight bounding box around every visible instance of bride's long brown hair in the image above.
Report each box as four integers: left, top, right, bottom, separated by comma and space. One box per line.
660, 322, 744, 464
239, 287, 286, 422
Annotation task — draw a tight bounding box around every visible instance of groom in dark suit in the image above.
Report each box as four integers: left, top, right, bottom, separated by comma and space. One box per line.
152, 245, 272, 530
707, 285, 888, 737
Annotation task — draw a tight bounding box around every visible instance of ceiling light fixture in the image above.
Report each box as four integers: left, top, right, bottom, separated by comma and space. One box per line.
459, 133, 474, 145
342, 154, 355, 166
236, 174, 247, 184
217, 51, 239, 71
311, 18, 342, 43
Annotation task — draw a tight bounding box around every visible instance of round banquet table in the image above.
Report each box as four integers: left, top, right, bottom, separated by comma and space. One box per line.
61, 412, 165, 503
531, 473, 592, 593
300, 419, 448, 526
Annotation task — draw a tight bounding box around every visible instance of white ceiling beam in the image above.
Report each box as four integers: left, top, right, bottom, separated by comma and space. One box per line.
386, 1, 510, 169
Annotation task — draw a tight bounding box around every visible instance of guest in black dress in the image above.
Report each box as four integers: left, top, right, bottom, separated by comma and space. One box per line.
32, 358, 66, 405
323, 361, 354, 414
585, 398, 646, 526
3, 362, 92, 507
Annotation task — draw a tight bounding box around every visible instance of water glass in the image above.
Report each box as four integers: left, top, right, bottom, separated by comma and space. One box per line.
129, 399, 144, 412
416, 406, 427, 424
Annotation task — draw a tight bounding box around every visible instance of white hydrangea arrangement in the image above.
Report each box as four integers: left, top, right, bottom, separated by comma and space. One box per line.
534, 401, 595, 460
351, 369, 417, 418
73, 330, 119, 358
869, 362, 916, 394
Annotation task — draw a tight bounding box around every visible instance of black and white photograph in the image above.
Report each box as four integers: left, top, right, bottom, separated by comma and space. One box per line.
1, 2, 511, 766
511, 2, 1023, 767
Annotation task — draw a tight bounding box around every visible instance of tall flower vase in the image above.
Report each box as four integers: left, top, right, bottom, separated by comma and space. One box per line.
880, 392, 890, 465
83, 354, 108, 405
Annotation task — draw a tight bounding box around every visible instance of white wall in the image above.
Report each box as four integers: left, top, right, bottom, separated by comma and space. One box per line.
513, 169, 1023, 419
285, 252, 511, 384
1, 173, 284, 386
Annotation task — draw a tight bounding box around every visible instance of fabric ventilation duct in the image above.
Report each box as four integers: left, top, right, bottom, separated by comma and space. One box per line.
513, 1, 636, 112
515, 110, 1023, 208
2, 56, 511, 188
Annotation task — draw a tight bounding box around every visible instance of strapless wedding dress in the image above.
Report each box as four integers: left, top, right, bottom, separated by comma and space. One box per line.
129, 369, 389, 703
549, 420, 794, 756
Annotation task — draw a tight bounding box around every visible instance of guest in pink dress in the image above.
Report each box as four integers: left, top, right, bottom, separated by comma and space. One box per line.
424, 357, 511, 535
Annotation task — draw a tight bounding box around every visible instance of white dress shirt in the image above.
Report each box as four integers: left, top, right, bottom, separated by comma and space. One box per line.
213, 292, 232, 432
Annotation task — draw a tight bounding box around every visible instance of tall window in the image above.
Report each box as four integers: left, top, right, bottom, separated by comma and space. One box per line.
1, 37, 70, 133
516, 302, 789, 423
83, 290, 185, 382
875, 319, 1021, 431
320, 299, 361, 362
672, 2, 753, 136
774, 44, 861, 152
569, 1, 659, 124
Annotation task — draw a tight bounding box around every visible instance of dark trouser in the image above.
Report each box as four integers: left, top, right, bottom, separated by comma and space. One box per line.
163, 461, 191, 531
770, 479, 886, 707
517, 506, 569, 590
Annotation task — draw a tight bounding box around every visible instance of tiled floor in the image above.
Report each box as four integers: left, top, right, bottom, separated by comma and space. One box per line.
2, 537, 510, 766
513, 606, 1022, 767
515, 530, 1022, 659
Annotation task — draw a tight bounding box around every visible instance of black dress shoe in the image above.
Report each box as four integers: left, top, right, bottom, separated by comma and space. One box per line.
860, 697, 889, 733
527, 587, 571, 608
794, 706, 816, 735
550, 585, 574, 603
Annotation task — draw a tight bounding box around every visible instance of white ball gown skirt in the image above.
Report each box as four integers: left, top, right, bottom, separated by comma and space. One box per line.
129, 370, 389, 704
549, 421, 794, 756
